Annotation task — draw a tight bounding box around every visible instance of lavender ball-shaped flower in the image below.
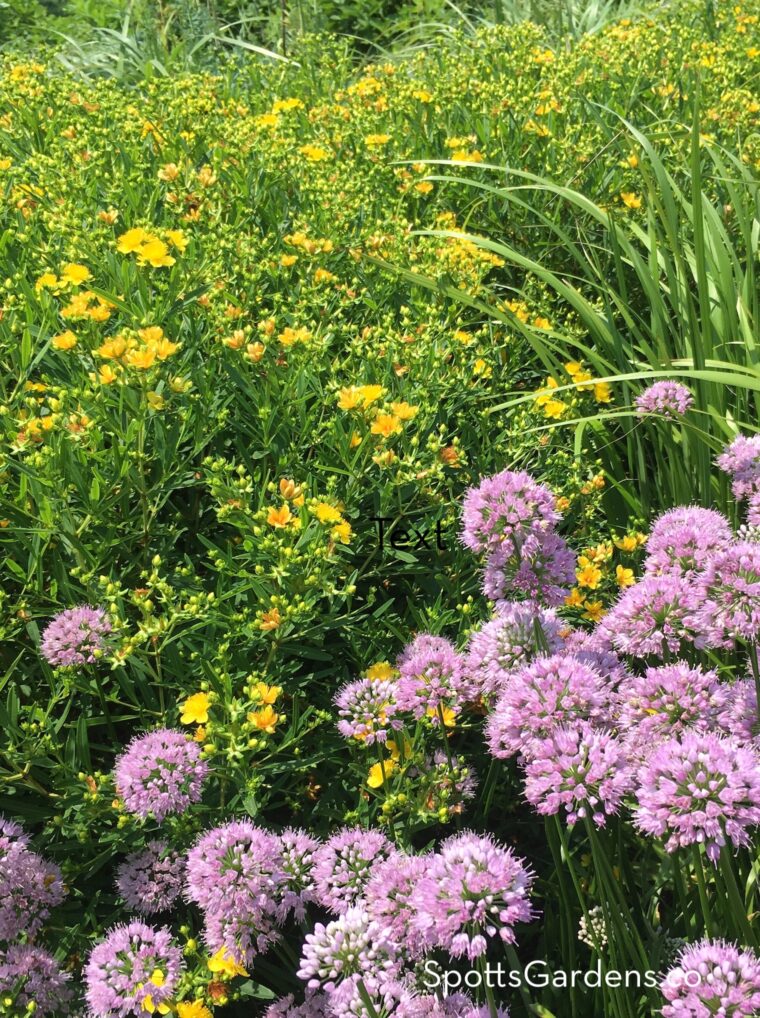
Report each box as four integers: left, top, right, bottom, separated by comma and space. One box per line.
633, 731, 760, 863
0, 944, 73, 1016
717, 433, 760, 500
561, 629, 630, 689
635, 381, 693, 419
599, 574, 697, 657
313, 827, 394, 913
485, 653, 610, 761
397, 996, 510, 1018
644, 506, 732, 577
396, 635, 465, 722
85, 921, 183, 1018
524, 721, 633, 827
616, 662, 728, 758
410, 831, 535, 960
483, 529, 576, 607
465, 601, 564, 701
297, 907, 400, 1005
661, 939, 760, 1017
276, 828, 320, 922
460, 469, 560, 556
265, 993, 331, 1017
186, 820, 285, 964
335, 677, 402, 745
115, 841, 185, 915
0, 817, 66, 941
40, 605, 111, 666
717, 679, 759, 744
114, 728, 208, 823
365, 853, 430, 958
690, 541, 760, 648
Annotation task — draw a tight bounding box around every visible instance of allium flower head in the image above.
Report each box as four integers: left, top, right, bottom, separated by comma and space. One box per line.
396, 995, 510, 1018
297, 907, 400, 1014
265, 993, 331, 1017
115, 841, 185, 915
483, 529, 576, 607
599, 574, 697, 657
644, 506, 732, 577
396, 635, 465, 721
41, 605, 111, 666
114, 728, 208, 822
561, 629, 630, 690
335, 677, 402, 745
410, 831, 535, 959
465, 601, 564, 701
186, 820, 285, 964
634, 731, 760, 862
0, 944, 72, 1016
313, 827, 394, 913
661, 939, 760, 1017
0, 818, 66, 941
485, 653, 610, 760
365, 853, 430, 958
689, 541, 760, 648
85, 921, 183, 1018
635, 381, 693, 419
524, 721, 633, 826
276, 828, 320, 922
717, 679, 759, 744
616, 662, 728, 757
460, 469, 559, 555
717, 433, 760, 499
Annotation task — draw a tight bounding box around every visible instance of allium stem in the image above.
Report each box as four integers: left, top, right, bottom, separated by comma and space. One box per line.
718, 844, 757, 949
690, 843, 714, 938
477, 953, 498, 1017
356, 979, 381, 1018
749, 643, 760, 737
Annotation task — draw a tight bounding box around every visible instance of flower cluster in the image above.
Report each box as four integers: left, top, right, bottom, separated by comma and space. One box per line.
114, 728, 208, 822
40, 605, 111, 666
635, 380, 693, 418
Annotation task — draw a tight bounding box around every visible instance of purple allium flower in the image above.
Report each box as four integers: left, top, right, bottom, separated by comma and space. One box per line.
0, 817, 66, 941
397, 996, 510, 1018
523, 721, 633, 827
365, 853, 430, 958
297, 907, 400, 1009
689, 541, 760, 648
464, 601, 565, 701
616, 662, 728, 758
485, 653, 610, 761
335, 678, 402, 745
661, 939, 760, 1017
186, 820, 285, 965
633, 731, 760, 863
717, 679, 759, 744
644, 506, 733, 577
561, 629, 630, 689
460, 469, 560, 556
748, 490, 760, 527
85, 921, 183, 1018
312, 827, 394, 914
276, 828, 320, 922
717, 433, 760, 500
635, 381, 693, 419
114, 728, 208, 823
396, 635, 465, 722
40, 605, 111, 666
265, 992, 331, 1017
599, 574, 697, 657
483, 529, 576, 607
115, 841, 185, 915
0, 944, 72, 1016
410, 831, 535, 959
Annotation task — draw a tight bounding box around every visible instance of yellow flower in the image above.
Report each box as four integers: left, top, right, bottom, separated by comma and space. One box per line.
357, 384, 384, 405
125, 347, 158, 370
116, 227, 149, 253
615, 535, 640, 552
620, 191, 642, 210
97, 364, 119, 384
253, 682, 281, 704
166, 229, 188, 252
207, 947, 248, 978
583, 601, 606, 623
267, 504, 293, 528
140, 995, 171, 1015
390, 401, 418, 420
367, 757, 397, 788
412, 89, 433, 102
365, 661, 396, 680
564, 361, 584, 377
616, 565, 636, 588
260, 607, 281, 631
35, 272, 58, 290
332, 521, 352, 544
542, 399, 567, 419
576, 562, 603, 589
147, 392, 165, 410
594, 382, 612, 403
371, 413, 402, 437
337, 386, 362, 410
180, 692, 210, 725
427, 704, 456, 728
365, 133, 390, 146
414, 181, 434, 195
300, 144, 331, 162
176, 1003, 212, 1018
280, 254, 298, 267
158, 163, 180, 181
313, 502, 342, 523
247, 704, 279, 733
138, 239, 176, 268
96, 336, 128, 360
564, 588, 585, 608
279, 326, 311, 346
60, 262, 91, 286
52, 330, 77, 350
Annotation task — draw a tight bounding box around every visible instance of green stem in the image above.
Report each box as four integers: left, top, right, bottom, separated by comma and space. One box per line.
691, 843, 714, 938
718, 844, 757, 948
